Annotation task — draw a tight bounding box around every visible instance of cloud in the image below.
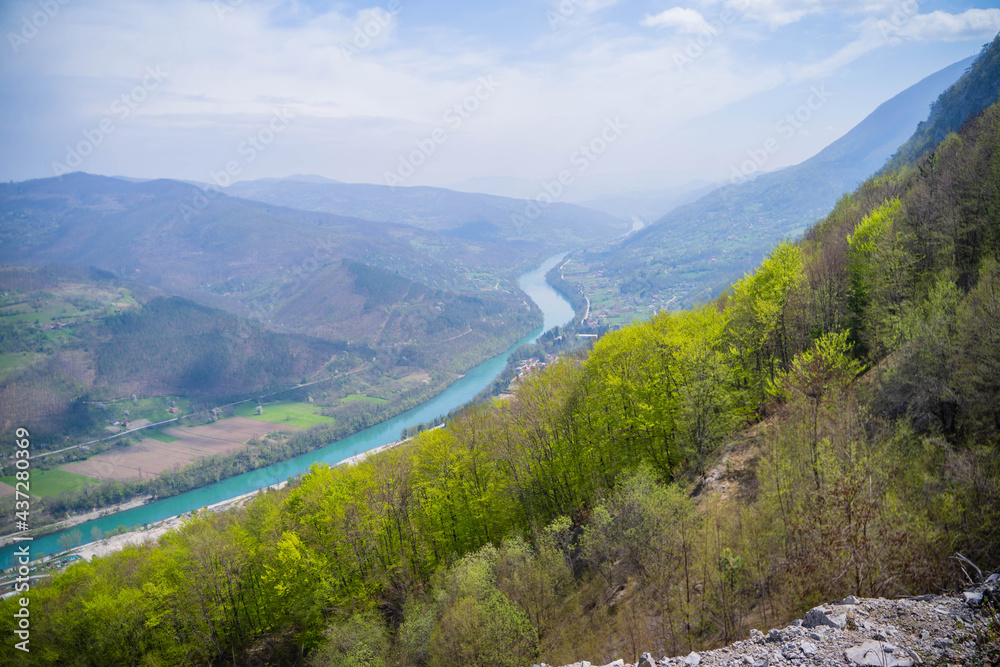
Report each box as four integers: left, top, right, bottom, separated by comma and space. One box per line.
641, 7, 713, 34
723, 0, 902, 28
889, 9, 1000, 42
790, 8, 1000, 80
724, 0, 824, 27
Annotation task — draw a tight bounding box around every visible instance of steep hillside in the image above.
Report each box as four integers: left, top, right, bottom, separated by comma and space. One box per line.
571, 53, 977, 311
888, 34, 1000, 169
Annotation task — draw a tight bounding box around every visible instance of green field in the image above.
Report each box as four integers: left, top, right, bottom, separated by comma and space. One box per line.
341, 394, 387, 405
234, 401, 334, 429
144, 429, 180, 443
0, 469, 98, 498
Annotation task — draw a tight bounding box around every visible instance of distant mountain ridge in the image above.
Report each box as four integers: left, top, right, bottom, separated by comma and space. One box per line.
585, 53, 978, 307
224, 178, 628, 249
887, 34, 1000, 170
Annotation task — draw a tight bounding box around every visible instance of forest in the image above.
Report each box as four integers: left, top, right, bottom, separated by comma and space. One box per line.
2, 73, 998, 666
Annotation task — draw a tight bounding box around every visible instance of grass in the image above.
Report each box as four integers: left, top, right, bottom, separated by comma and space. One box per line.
144, 429, 180, 443
0, 469, 98, 498
233, 400, 334, 429
341, 394, 387, 405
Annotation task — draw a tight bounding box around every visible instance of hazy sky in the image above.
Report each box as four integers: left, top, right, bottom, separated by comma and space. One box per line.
1, 0, 997, 196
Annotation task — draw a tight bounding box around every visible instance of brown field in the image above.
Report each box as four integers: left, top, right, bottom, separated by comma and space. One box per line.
0, 482, 15, 498
61, 417, 303, 482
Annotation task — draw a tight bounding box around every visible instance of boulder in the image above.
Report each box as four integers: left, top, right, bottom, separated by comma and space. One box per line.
844, 640, 913, 667
804, 606, 848, 629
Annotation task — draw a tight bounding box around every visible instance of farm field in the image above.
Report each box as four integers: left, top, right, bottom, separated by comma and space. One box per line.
0, 469, 98, 498
341, 394, 387, 405
144, 429, 180, 443
61, 417, 301, 482
233, 400, 335, 429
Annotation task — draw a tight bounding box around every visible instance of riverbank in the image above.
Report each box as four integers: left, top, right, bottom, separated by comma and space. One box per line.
0, 253, 576, 569
65, 433, 423, 562
0, 495, 151, 549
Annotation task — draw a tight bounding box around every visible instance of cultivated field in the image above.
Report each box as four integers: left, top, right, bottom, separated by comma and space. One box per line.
0, 469, 98, 498
61, 417, 302, 482
233, 400, 334, 429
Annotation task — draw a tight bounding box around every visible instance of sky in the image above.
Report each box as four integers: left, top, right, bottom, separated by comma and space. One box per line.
1, 0, 998, 199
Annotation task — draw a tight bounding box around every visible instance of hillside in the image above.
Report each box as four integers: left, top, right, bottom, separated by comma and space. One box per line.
569, 53, 977, 313
226, 177, 629, 249
0, 174, 545, 436
4, 60, 999, 667
888, 36, 1000, 169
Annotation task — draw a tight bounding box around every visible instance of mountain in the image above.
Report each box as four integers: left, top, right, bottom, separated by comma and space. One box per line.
0, 173, 545, 433
581, 53, 977, 308
224, 178, 629, 250
888, 34, 1000, 169
12, 90, 1000, 667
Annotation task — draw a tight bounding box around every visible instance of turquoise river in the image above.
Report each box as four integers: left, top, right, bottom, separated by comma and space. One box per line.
0, 252, 575, 568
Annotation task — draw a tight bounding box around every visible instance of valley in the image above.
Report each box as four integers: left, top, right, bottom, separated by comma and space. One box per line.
0, 6, 998, 665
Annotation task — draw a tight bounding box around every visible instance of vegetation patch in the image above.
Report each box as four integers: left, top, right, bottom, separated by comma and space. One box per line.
0, 469, 98, 498
340, 393, 387, 405
234, 400, 334, 429
142, 429, 180, 443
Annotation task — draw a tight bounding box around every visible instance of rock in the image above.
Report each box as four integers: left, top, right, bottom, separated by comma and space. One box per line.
767, 629, 785, 643
801, 642, 817, 656
638, 652, 656, 667
844, 640, 914, 666
804, 606, 848, 629
843, 595, 861, 605
683, 651, 701, 666
790, 619, 803, 626
749, 629, 765, 644
932, 637, 952, 649
963, 589, 984, 606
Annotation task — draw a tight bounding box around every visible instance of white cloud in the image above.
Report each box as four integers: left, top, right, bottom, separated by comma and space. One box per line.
723, 0, 901, 28
890, 9, 1000, 42
790, 8, 1000, 80
641, 7, 713, 34
724, 0, 824, 27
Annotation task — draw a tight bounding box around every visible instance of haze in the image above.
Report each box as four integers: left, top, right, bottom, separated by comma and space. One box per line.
2, 0, 998, 198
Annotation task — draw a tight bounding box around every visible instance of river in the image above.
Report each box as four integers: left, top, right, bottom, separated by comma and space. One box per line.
0, 253, 575, 568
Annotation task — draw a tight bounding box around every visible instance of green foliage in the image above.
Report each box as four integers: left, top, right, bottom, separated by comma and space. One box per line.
308, 613, 390, 667
726, 241, 803, 404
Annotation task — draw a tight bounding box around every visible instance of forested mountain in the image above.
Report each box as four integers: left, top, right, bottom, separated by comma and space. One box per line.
0, 173, 515, 296
226, 176, 628, 248
888, 37, 1000, 169
0, 174, 546, 437
574, 51, 980, 308
6, 56, 999, 667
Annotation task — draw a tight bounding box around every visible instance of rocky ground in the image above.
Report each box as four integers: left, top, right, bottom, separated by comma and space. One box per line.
546, 576, 999, 667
